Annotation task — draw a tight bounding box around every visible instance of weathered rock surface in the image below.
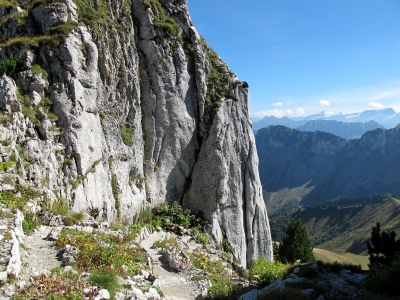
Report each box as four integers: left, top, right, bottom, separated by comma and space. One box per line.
0, 0, 272, 267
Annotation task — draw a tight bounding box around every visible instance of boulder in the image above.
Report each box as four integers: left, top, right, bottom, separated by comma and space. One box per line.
97, 289, 110, 300
0, 75, 21, 113
60, 245, 79, 266
162, 247, 192, 272
32, 3, 68, 34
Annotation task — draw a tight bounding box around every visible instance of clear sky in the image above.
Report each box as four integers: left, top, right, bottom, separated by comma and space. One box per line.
187, 0, 400, 119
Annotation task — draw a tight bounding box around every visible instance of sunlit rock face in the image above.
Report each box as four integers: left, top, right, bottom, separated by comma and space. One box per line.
0, 0, 273, 267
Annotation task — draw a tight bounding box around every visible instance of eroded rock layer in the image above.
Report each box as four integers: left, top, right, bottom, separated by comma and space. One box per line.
0, 0, 272, 267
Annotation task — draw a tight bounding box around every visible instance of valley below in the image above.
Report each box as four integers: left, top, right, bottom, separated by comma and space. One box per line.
269, 194, 400, 269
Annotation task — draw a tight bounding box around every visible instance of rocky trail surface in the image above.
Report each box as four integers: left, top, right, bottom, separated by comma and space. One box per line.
19, 226, 62, 283
140, 232, 205, 300
0, 208, 213, 299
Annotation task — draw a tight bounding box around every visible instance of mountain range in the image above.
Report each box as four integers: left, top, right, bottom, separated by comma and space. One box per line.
256, 124, 400, 206
254, 119, 384, 140
253, 108, 400, 134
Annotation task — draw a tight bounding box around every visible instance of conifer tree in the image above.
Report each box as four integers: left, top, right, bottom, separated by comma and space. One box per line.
367, 222, 400, 265
277, 219, 315, 264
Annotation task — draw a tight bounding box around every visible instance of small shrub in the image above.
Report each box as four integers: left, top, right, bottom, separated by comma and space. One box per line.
0, 161, 15, 172
65, 211, 84, 226
249, 258, 286, 284
111, 173, 119, 199
22, 213, 38, 233
208, 275, 233, 299
90, 270, 121, 294
152, 201, 204, 229
196, 233, 210, 245
222, 238, 234, 254
119, 123, 133, 147
153, 237, 180, 250
45, 197, 69, 216
154, 16, 180, 36
56, 230, 146, 275
0, 53, 22, 78
133, 206, 153, 224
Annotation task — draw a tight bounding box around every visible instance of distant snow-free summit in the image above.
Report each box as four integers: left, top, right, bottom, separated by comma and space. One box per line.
253, 108, 400, 134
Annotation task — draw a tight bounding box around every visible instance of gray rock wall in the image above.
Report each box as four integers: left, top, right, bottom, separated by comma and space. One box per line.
0, 0, 272, 267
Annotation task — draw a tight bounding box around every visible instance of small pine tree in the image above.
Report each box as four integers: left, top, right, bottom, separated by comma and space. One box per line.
276, 219, 315, 264
367, 222, 400, 265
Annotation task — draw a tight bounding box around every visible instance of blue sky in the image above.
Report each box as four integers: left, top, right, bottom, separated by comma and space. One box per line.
187, 0, 400, 119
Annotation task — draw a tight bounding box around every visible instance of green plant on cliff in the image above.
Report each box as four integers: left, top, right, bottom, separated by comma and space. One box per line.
145, 0, 180, 37
119, 123, 133, 147
0, 54, 23, 78
151, 201, 204, 229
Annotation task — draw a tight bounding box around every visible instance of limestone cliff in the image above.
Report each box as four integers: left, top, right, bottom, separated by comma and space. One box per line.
0, 0, 272, 267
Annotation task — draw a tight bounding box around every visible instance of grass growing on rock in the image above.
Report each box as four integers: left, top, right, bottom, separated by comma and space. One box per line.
56, 228, 147, 276
90, 270, 121, 294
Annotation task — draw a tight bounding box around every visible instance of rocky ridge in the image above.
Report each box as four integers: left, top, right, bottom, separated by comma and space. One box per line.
256, 125, 400, 205
0, 0, 272, 267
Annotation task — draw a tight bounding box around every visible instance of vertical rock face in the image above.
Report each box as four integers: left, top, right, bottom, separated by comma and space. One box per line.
0, 0, 272, 267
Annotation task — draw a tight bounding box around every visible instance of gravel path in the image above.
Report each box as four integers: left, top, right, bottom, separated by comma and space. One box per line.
140, 231, 204, 300
19, 226, 62, 282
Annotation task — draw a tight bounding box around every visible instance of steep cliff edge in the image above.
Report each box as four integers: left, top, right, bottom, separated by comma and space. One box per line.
0, 0, 272, 267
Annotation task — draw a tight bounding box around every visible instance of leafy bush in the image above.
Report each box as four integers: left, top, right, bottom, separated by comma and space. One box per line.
208, 275, 233, 298
0, 54, 22, 78
152, 201, 204, 229
249, 258, 286, 284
